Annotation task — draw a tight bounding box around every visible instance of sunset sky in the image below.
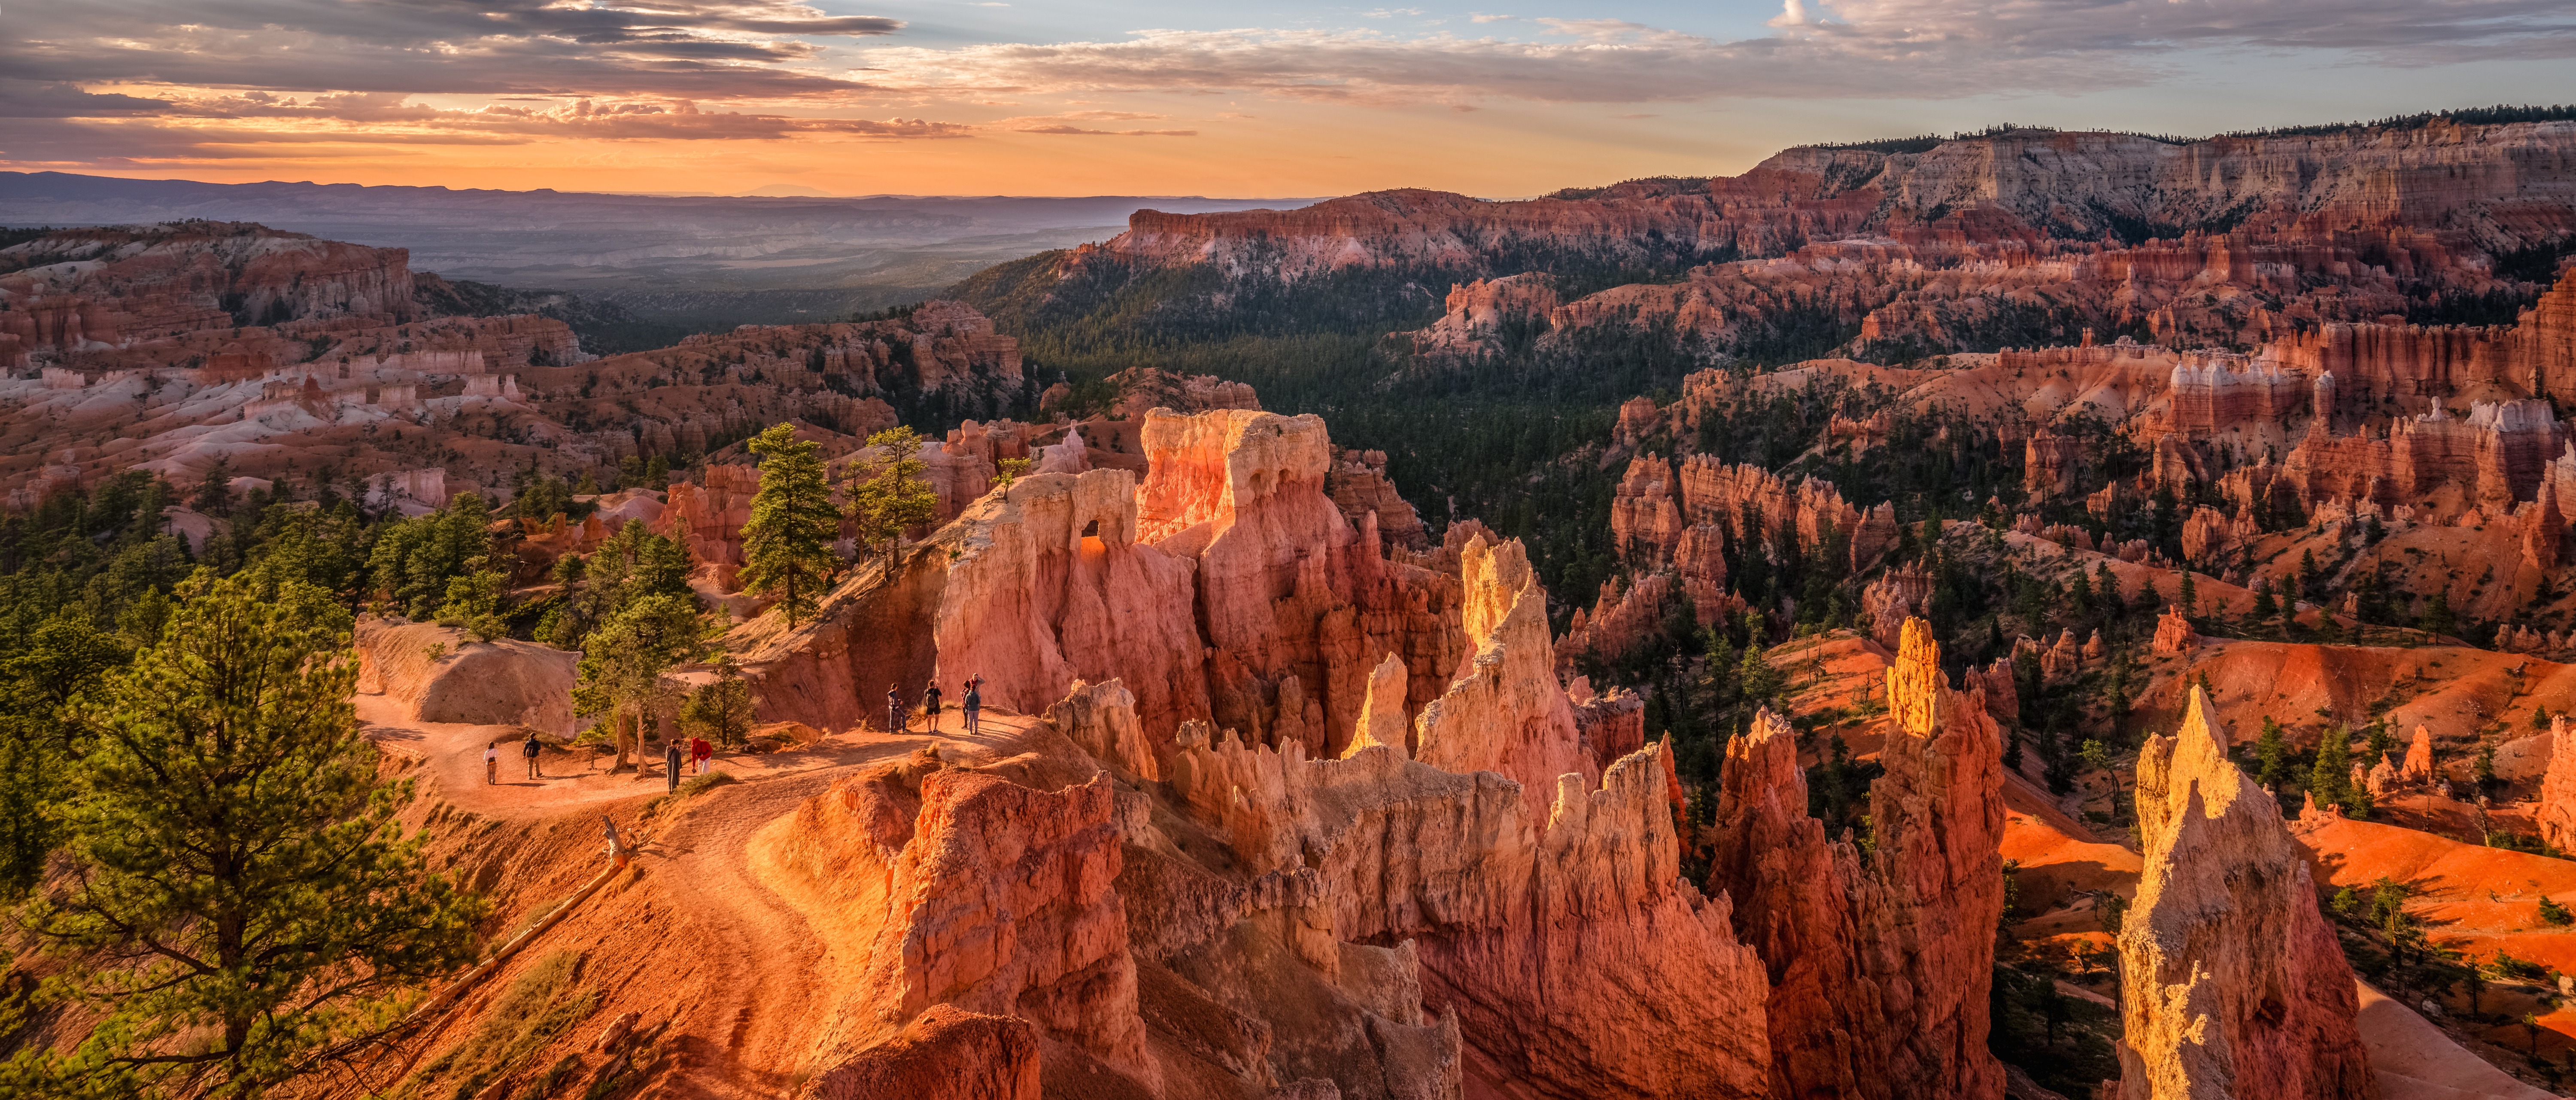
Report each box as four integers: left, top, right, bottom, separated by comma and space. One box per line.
2, 0, 2570, 198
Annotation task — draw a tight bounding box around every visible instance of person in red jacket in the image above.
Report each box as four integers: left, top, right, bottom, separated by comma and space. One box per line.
690, 735, 713, 774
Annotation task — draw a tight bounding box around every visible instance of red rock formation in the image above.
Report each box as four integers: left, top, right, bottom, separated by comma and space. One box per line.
1411, 272, 1562, 357
2122, 688, 2376, 1100
1325, 446, 1430, 552
805, 1004, 1040, 1100
2026, 429, 2084, 498
2153, 606, 2198, 654
1707, 618, 2005, 1100
353, 616, 578, 734
0, 222, 423, 358
654, 463, 758, 579
1136, 409, 1466, 752
2526, 482, 2565, 570
2537, 715, 2576, 852
1567, 679, 1646, 776
2399, 725, 2435, 786
1862, 565, 1934, 649
1557, 571, 1674, 674
931, 469, 1210, 745
1611, 454, 1687, 563
1099, 364, 1259, 418
1414, 534, 1592, 821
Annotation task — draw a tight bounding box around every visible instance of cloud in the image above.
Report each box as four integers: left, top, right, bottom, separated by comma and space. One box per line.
0, 81, 176, 119
1470, 14, 1516, 23
0, 1, 905, 100
1009, 125, 1197, 136
855, 1, 2576, 105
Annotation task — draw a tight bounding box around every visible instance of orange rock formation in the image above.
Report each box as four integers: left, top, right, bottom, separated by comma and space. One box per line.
2116, 687, 2377, 1100
1707, 618, 2007, 1100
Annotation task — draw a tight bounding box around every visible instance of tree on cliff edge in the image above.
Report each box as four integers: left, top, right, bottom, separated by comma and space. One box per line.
849, 426, 938, 562
4, 567, 482, 1097
738, 423, 841, 628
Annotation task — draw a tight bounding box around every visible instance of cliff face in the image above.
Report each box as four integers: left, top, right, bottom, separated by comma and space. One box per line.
0, 222, 422, 358
2117, 687, 2377, 1100
2537, 715, 2576, 851
1087, 122, 2576, 285
732, 406, 1788, 1097
1709, 618, 2007, 1100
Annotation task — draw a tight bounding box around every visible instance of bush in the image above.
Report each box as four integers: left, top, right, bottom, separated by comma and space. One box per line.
2540, 896, 2573, 927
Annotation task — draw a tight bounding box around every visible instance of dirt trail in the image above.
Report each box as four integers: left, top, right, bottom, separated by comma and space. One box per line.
372, 686, 1045, 1098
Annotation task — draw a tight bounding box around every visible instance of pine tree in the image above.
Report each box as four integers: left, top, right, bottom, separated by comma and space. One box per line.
2255, 716, 2289, 796
2312, 725, 2352, 812
572, 593, 702, 771
680, 652, 758, 749
850, 426, 939, 559
2177, 568, 2198, 620
737, 424, 844, 628
15, 567, 482, 1094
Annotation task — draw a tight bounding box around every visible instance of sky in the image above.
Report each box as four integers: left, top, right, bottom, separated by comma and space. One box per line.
0, 0, 2571, 198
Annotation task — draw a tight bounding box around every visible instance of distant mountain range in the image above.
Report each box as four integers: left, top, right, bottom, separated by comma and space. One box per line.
0, 171, 1315, 328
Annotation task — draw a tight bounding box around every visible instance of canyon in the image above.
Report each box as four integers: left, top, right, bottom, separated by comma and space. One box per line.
15, 110, 2576, 1100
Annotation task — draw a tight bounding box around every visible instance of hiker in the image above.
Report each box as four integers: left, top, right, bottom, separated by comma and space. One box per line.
523, 730, 544, 779
963, 680, 982, 735
663, 739, 684, 793
923, 678, 943, 732
484, 740, 498, 785
887, 683, 903, 733
602, 814, 626, 867
690, 735, 713, 774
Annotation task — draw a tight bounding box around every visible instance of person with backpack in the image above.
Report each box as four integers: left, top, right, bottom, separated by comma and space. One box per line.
922, 679, 943, 732
484, 740, 498, 785
522, 730, 544, 779
962, 680, 982, 735
664, 738, 684, 793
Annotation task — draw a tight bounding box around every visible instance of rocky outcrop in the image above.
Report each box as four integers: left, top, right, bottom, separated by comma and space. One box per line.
2537, 715, 2576, 852
1558, 571, 1675, 673
1136, 408, 1467, 754
1410, 272, 1562, 357
1862, 565, 1935, 649
2398, 726, 2435, 785
353, 616, 578, 734
804, 1004, 1041, 1100
1413, 534, 1592, 821
2118, 686, 2376, 1100
773, 757, 1157, 1093
0, 222, 422, 357
2026, 429, 2084, 498
1326, 447, 1429, 552
931, 469, 1210, 744
1707, 618, 2006, 1100
2153, 606, 2198, 654
655, 463, 758, 581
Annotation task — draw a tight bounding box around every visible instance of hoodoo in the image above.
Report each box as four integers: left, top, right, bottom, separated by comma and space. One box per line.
1711, 617, 2007, 1100
2117, 687, 2377, 1100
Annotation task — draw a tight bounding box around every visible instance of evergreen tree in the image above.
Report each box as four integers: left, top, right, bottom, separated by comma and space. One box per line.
850, 426, 939, 559
737, 423, 843, 627
571, 593, 703, 771
2176, 568, 2197, 620
2419, 590, 2458, 638
11, 568, 482, 1095
680, 652, 758, 749
2312, 725, 2353, 812
2254, 716, 2289, 797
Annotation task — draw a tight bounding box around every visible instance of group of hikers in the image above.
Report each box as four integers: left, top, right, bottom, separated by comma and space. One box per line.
890, 675, 983, 735
472, 673, 990, 795
483, 728, 715, 792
